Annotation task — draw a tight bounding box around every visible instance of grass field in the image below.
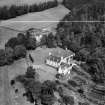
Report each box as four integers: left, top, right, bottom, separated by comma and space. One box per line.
0, 5, 69, 30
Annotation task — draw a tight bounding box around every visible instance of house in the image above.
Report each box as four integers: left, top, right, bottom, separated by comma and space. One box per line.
45, 48, 75, 68
26, 28, 50, 42
45, 48, 76, 77
45, 54, 61, 68
58, 62, 77, 76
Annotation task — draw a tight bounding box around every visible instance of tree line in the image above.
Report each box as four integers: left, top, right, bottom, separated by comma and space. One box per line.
0, 0, 58, 20
0, 32, 37, 66
55, 1, 105, 85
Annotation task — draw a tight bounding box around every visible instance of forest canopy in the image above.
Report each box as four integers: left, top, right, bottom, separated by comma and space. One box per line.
56, 1, 105, 85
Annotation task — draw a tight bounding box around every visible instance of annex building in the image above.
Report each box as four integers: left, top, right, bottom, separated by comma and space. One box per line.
45, 48, 76, 76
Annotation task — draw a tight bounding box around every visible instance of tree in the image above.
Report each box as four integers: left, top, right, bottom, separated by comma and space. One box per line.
46, 33, 56, 48
42, 80, 57, 91
41, 80, 56, 105
25, 38, 36, 50
62, 95, 74, 105
68, 80, 78, 87
14, 45, 27, 59
27, 80, 42, 101
40, 35, 47, 45
17, 33, 26, 46
15, 74, 41, 104
25, 66, 36, 79
5, 37, 18, 49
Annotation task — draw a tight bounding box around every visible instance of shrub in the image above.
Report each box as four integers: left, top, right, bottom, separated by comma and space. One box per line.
15, 73, 42, 103
62, 95, 74, 105
40, 80, 56, 105
68, 80, 78, 87
25, 38, 36, 50
25, 66, 36, 79
14, 45, 27, 59
46, 33, 57, 48
78, 102, 90, 105
42, 80, 57, 91
17, 33, 26, 46
5, 37, 18, 49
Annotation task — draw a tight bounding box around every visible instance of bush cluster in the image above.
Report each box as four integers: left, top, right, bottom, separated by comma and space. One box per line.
0, 31, 37, 66
15, 69, 57, 105
0, 0, 58, 20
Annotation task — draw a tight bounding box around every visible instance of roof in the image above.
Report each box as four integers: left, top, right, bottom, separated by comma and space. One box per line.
46, 47, 74, 63
27, 28, 51, 37
60, 62, 70, 69
51, 47, 74, 58
47, 55, 61, 63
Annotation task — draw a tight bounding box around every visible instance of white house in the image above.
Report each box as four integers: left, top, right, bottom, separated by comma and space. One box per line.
45, 49, 75, 68
45, 48, 76, 77
58, 62, 77, 76
45, 54, 61, 68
